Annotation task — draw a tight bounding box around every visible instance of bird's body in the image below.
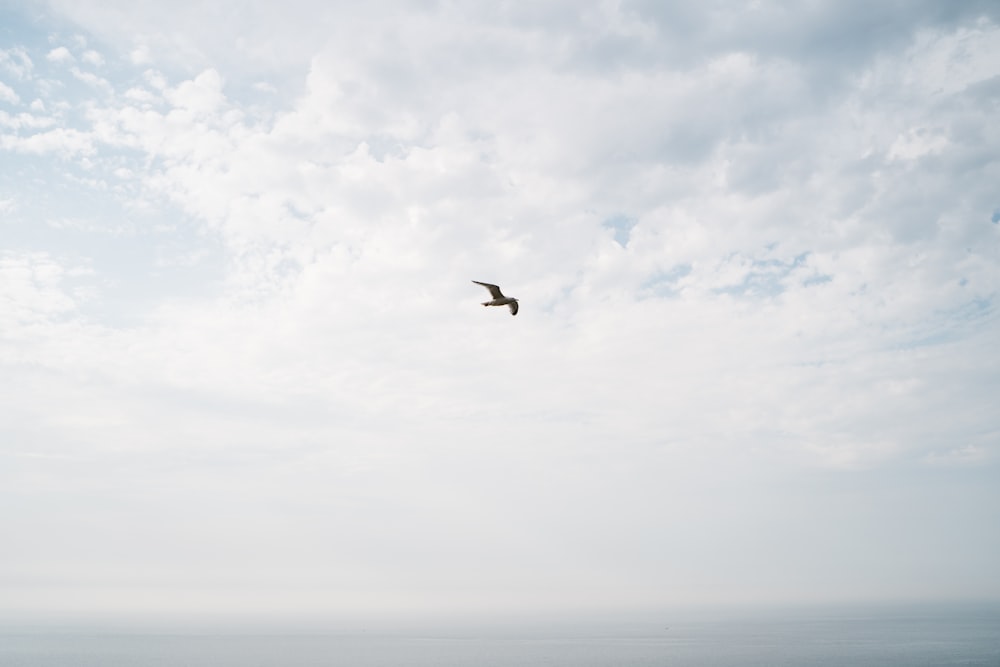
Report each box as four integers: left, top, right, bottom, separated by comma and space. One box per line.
472, 280, 519, 315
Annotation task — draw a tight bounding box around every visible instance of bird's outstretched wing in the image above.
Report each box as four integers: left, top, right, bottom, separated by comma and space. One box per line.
508, 301, 518, 316
472, 280, 504, 299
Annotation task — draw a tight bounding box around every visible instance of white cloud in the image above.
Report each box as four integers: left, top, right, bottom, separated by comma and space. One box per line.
0, 126, 94, 156
164, 68, 225, 113
2, 0, 999, 620
0, 251, 80, 329
888, 128, 950, 161
0, 109, 58, 130
0, 81, 19, 104
45, 46, 75, 63
70, 67, 113, 93
123, 86, 158, 104
30, 8, 997, 472
0, 46, 33, 79
130, 42, 151, 65
82, 49, 105, 66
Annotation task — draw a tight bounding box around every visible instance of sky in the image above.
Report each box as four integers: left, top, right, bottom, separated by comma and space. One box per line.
2, 0, 999, 626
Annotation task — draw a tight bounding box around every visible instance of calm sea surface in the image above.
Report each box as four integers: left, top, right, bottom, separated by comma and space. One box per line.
3, 604, 999, 666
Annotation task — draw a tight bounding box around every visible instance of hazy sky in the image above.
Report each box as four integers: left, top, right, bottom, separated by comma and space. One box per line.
2, 0, 999, 624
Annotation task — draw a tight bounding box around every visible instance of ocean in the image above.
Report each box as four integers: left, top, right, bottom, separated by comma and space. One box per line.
3, 604, 998, 666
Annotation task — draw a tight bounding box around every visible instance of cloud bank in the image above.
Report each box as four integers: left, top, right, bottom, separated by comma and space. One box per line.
1, 1, 999, 621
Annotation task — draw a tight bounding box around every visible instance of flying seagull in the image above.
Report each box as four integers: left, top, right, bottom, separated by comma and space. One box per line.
472, 280, 519, 316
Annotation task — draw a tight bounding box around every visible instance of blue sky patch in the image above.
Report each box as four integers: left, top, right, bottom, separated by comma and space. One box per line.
602, 214, 638, 247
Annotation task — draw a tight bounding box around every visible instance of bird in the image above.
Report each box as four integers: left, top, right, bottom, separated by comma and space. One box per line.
472, 280, 518, 316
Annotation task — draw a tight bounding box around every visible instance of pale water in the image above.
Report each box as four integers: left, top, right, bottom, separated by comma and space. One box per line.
3, 604, 998, 666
